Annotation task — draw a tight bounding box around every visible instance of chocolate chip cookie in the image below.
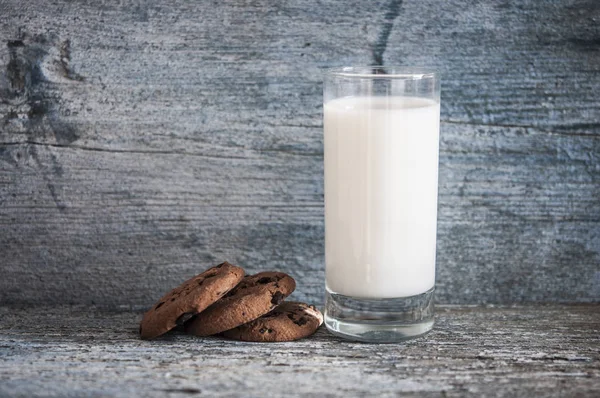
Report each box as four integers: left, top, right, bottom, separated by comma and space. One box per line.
185, 271, 296, 337
223, 301, 323, 342
139, 262, 244, 340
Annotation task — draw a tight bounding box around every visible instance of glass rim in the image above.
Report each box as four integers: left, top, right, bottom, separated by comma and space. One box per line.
325, 66, 438, 79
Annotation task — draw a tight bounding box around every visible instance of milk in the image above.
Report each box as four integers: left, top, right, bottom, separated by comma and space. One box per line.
324, 96, 440, 299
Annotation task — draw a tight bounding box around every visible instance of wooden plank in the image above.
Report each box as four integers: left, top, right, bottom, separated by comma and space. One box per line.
0, 305, 599, 397
0, 0, 599, 307
0, 122, 598, 307
384, 0, 600, 132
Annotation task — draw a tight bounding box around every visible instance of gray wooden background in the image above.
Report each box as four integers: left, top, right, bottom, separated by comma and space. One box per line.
0, 0, 598, 308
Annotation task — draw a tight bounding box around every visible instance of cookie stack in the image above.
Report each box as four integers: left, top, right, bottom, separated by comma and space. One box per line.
139, 262, 323, 342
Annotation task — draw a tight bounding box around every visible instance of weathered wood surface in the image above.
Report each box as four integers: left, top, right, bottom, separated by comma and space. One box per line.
0, 0, 599, 307
0, 305, 599, 397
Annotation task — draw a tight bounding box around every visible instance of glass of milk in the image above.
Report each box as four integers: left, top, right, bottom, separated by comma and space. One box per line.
323, 66, 440, 342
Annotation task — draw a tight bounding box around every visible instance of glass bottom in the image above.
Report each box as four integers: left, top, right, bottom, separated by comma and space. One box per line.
324, 287, 435, 343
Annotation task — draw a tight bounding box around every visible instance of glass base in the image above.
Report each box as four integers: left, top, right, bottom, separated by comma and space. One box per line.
324, 287, 435, 343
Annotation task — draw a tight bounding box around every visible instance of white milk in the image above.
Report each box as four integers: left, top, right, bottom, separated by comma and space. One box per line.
324, 96, 440, 298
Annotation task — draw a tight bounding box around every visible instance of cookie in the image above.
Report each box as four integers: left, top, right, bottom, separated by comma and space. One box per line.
222, 302, 323, 342
139, 262, 244, 340
185, 271, 296, 337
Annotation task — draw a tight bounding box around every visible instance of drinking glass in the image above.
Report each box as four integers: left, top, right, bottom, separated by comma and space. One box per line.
323, 66, 441, 342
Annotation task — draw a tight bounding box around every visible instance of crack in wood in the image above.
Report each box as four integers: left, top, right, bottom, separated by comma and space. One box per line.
372, 0, 403, 65
0, 140, 251, 160
442, 121, 600, 138
0, 140, 325, 159
27, 144, 66, 211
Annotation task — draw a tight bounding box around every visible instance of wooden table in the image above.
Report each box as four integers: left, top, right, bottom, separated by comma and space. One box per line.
2, 305, 598, 397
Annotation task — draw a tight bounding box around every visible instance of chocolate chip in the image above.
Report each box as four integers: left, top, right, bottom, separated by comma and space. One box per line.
264, 311, 281, 318
288, 311, 308, 326
271, 292, 285, 305
259, 327, 267, 334
267, 329, 273, 333
197, 280, 204, 285
171, 298, 176, 302
176, 312, 195, 326
257, 277, 272, 285
216, 263, 224, 268
205, 273, 216, 279
154, 301, 165, 310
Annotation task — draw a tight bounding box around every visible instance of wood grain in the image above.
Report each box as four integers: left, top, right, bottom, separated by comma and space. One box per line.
0, 305, 598, 397
0, 0, 599, 307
